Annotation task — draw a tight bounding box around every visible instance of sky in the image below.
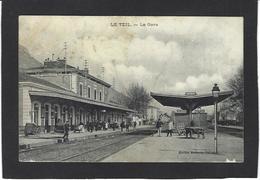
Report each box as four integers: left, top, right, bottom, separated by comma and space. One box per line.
19, 16, 243, 112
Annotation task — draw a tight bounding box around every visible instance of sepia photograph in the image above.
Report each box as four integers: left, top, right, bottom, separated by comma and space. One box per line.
17, 16, 244, 163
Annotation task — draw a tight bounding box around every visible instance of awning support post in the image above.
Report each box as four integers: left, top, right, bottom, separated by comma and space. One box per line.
189, 108, 192, 125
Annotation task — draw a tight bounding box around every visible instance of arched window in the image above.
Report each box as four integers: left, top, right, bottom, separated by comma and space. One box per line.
44, 104, 51, 129
79, 83, 83, 96
62, 106, 67, 122
94, 89, 97, 100
99, 91, 102, 101
53, 105, 60, 126
88, 86, 91, 98
33, 103, 39, 125
68, 107, 75, 126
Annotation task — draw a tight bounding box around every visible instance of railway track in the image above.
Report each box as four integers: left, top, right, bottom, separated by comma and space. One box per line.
208, 126, 244, 138
59, 136, 139, 162
19, 131, 122, 153
19, 127, 156, 162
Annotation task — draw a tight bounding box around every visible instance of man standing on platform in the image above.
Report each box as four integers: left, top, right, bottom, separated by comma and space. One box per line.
63, 120, 70, 142
156, 117, 163, 137
120, 120, 125, 132
167, 120, 174, 137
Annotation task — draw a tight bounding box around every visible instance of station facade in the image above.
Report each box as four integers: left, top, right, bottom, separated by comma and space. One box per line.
19, 59, 135, 133
146, 105, 160, 124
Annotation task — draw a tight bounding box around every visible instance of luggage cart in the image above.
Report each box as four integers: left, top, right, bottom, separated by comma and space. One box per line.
24, 123, 41, 136
176, 123, 186, 136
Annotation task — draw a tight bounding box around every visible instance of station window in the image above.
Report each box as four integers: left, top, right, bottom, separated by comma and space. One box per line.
94, 89, 97, 100
88, 86, 91, 98
79, 83, 83, 96
100, 91, 102, 101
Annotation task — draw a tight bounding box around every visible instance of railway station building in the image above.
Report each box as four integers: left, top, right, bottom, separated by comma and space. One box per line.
19, 58, 135, 133
146, 105, 160, 124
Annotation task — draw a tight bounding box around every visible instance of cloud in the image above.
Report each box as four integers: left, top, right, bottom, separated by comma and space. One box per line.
167, 73, 225, 94
19, 16, 243, 96
103, 62, 154, 92
127, 36, 182, 69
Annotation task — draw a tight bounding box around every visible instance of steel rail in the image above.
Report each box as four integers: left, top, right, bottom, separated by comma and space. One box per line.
19, 131, 128, 153
19, 127, 155, 153
59, 136, 137, 162
59, 129, 156, 162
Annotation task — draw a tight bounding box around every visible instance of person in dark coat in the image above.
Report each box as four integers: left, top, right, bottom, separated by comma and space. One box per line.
134, 121, 137, 129
94, 121, 98, 131
89, 121, 94, 133
86, 121, 90, 132
120, 121, 125, 132
112, 121, 116, 131
156, 118, 163, 137
63, 120, 70, 142
126, 121, 130, 132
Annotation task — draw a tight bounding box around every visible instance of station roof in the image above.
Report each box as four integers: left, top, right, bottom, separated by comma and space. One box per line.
20, 72, 134, 113
150, 91, 233, 111
29, 90, 136, 113
19, 72, 67, 91
25, 59, 111, 87
26, 67, 111, 88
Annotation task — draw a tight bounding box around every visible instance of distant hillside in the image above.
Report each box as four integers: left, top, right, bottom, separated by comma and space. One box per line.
19, 45, 42, 71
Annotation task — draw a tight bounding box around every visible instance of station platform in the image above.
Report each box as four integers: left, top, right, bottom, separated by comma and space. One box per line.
19, 125, 152, 149
102, 130, 244, 162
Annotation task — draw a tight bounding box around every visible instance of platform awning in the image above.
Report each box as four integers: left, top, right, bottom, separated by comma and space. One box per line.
29, 90, 136, 113
150, 91, 234, 111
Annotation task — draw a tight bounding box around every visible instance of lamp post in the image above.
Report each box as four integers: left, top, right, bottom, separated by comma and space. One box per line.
198, 107, 201, 127
212, 83, 220, 154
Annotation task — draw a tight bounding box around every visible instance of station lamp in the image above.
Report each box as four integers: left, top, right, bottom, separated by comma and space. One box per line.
212, 83, 220, 154
212, 83, 220, 98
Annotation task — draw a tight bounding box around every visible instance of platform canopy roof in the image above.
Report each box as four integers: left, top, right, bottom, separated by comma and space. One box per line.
29, 90, 136, 113
150, 91, 234, 111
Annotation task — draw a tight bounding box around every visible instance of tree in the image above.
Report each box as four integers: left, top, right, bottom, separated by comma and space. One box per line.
227, 67, 244, 110
221, 67, 244, 125
125, 83, 152, 116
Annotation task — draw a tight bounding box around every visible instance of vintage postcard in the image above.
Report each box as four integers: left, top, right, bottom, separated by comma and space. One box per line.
18, 16, 244, 163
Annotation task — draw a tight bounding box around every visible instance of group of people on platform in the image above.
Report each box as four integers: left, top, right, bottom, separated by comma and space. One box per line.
155, 117, 174, 137
156, 116, 198, 137
60, 117, 140, 142
82, 121, 110, 132
55, 119, 116, 133
120, 120, 137, 132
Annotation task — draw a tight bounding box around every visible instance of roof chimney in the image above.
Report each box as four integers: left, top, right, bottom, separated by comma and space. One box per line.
84, 59, 89, 75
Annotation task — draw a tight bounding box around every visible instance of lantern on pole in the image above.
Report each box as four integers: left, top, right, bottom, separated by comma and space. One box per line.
212, 83, 220, 154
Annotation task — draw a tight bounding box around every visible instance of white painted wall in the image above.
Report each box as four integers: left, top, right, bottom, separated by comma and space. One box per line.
71, 73, 78, 93
21, 86, 32, 126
